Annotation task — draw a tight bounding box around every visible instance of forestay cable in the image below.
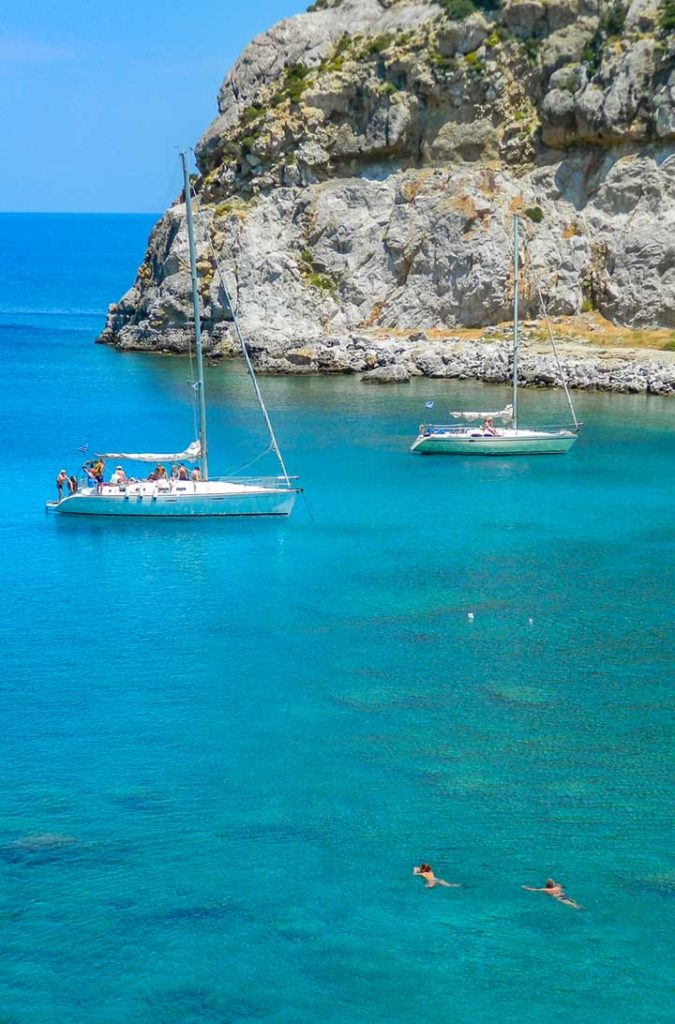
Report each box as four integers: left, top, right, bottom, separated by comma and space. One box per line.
522, 232, 580, 430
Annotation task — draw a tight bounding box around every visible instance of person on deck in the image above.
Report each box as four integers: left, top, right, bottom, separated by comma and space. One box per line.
56, 469, 68, 500
522, 878, 581, 909
178, 464, 189, 480
156, 464, 168, 480
413, 864, 461, 889
67, 475, 78, 495
170, 464, 180, 479
190, 467, 201, 482
482, 416, 498, 436
87, 458, 105, 493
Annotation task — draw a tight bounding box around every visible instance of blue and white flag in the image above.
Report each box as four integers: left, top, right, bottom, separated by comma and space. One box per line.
78, 443, 89, 453
424, 401, 435, 409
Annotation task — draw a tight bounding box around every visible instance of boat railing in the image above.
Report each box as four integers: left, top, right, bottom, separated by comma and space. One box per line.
417, 424, 488, 436
418, 422, 580, 436
211, 475, 301, 490
69, 475, 300, 496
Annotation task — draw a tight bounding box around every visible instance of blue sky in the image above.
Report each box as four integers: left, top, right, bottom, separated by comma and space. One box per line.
1, 1, 309, 212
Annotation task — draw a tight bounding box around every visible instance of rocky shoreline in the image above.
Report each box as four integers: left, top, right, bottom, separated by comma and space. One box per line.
100, 321, 675, 396
242, 326, 675, 395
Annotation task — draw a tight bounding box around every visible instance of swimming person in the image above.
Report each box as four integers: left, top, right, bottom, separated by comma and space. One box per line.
522, 878, 581, 908
413, 864, 460, 889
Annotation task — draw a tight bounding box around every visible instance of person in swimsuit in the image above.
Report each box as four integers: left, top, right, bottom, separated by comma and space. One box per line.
413, 864, 461, 889
56, 469, 68, 500
482, 416, 498, 436
522, 878, 581, 908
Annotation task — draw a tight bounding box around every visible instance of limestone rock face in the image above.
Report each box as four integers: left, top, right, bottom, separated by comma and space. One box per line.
100, 0, 675, 364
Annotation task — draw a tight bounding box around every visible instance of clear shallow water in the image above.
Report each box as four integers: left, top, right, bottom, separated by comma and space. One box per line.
0, 214, 673, 1024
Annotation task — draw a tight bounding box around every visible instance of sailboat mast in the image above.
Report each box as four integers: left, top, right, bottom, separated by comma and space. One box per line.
512, 214, 520, 430
181, 150, 209, 481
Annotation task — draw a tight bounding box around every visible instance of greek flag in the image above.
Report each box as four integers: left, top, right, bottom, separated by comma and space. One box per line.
78, 443, 89, 453
425, 401, 434, 409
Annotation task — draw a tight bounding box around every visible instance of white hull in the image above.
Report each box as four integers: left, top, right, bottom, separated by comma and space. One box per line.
411, 427, 578, 456
46, 480, 298, 517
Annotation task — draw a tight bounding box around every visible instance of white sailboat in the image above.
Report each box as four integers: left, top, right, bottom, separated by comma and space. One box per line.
411, 215, 579, 456
47, 152, 300, 518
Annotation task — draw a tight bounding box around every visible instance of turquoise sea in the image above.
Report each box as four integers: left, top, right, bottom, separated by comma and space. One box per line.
0, 213, 673, 1024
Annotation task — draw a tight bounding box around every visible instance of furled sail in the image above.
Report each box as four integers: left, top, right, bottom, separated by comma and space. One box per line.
96, 441, 202, 463
449, 405, 513, 423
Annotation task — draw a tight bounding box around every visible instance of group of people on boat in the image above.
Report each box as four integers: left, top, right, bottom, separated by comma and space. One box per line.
146, 462, 199, 483
55, 459, 202, 499
413, 864, 581, 908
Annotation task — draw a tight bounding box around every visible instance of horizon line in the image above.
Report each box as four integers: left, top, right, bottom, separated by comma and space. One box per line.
0, 210, 162, 216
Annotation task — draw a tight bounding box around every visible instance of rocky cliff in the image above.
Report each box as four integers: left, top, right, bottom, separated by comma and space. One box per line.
99, 0, 675, 390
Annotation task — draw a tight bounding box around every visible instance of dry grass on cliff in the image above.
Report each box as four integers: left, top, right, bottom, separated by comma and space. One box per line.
366, 313, 675, 356
526, 313, 675, 353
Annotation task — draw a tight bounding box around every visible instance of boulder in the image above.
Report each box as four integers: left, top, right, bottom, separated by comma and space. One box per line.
361, 364, 411, 384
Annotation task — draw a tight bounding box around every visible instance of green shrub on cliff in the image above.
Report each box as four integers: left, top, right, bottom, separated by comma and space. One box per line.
367, 33, 395, 55
319, 34, 352, 74
438, 0, 476, 19
429, 47, 459, 72
297, 246, 338, 293
464, 50, 486, 74
582, 2, 627, 73
522, 36, 541, 64
436, 0, 501, 18
285, 64, 311, 102
307, 272, 337, 292
240, 105, 263, 128
660, 0, 675, 30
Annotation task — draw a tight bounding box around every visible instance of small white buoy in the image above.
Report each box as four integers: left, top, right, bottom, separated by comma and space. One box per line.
467, 612, 475, 621
528, 617, 534, 626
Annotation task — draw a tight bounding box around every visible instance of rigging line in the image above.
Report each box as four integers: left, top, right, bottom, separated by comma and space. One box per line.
220, 443, 276, 479
189, 176, 293, 488
301, 489, 315, 524
522, 233, 580, 430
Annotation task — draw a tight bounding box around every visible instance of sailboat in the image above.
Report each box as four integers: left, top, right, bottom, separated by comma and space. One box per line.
410, 215, 579, 456
47, 152, 300, 517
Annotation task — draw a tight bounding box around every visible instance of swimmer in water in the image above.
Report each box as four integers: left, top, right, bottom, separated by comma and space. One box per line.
522, 878, 581, 909
413, 864, 461, 889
